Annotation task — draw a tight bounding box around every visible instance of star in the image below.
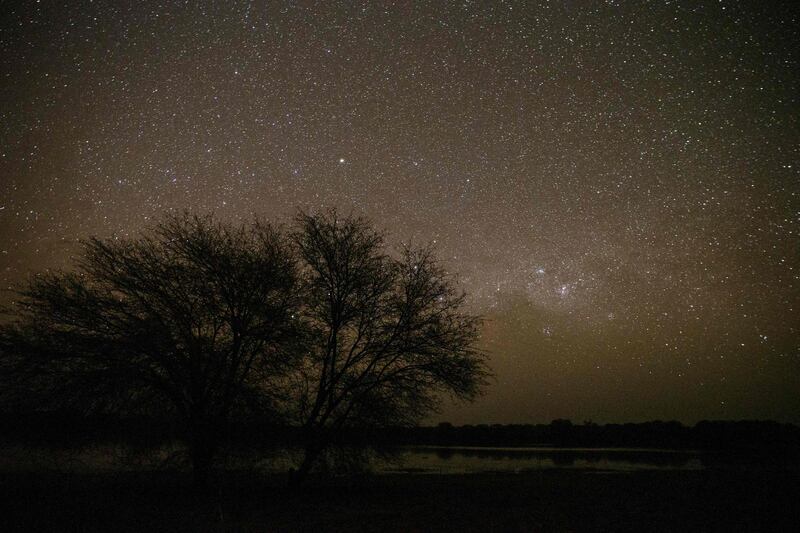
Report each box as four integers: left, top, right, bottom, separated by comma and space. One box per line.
0, 0, 796, 424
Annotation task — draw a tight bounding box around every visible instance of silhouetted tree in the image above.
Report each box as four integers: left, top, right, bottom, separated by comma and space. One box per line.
287, 211, 488, 482
0, 213, 300, 488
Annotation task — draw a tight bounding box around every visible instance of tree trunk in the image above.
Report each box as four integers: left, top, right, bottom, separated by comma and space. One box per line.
189, 419, 217, 492
289, 446, 321, 488
191, 444, 214, 491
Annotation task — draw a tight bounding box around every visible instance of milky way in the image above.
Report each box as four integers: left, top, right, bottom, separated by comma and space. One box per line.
1, 1, 798, 423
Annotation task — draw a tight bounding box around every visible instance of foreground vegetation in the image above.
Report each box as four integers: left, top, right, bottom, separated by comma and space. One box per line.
2, 469, 797, 532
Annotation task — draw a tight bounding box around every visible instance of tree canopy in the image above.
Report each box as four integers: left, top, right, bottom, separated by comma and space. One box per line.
0, 209, 488, 486
287, 211, 487, 480
0, 213, 301, 485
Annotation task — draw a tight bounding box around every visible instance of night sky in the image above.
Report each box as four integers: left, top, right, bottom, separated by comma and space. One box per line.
1, 1, 798, 424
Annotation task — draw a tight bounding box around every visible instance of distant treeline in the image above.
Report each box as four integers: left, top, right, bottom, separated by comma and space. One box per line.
2, 412, 799, 456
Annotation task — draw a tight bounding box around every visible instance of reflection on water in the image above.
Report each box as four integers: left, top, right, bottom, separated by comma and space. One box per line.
381, 446, 706, 474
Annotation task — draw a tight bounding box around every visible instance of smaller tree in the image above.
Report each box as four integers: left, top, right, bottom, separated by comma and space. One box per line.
0, 213, 300, 487
288, 211, 488, 481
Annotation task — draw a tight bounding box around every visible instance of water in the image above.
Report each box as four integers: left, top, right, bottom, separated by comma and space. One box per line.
380, 446, 706, 474
6, 443, 791, 474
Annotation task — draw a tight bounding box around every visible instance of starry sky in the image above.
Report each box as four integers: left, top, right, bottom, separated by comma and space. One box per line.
1, 1, 798, 424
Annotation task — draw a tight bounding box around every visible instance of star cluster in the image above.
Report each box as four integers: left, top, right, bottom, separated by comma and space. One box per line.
1, 1, 798, 423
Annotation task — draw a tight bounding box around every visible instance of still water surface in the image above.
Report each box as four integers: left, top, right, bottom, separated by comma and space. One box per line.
4, 444, 758, 474
381, 446, 705, 473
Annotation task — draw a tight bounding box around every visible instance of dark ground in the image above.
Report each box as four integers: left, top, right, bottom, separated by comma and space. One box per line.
1, 468, 798, 532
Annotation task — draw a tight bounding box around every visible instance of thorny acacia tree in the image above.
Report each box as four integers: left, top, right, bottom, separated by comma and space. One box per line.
0, 213, 300, 487
289, 211, 488, 480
